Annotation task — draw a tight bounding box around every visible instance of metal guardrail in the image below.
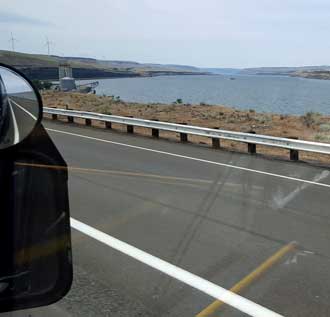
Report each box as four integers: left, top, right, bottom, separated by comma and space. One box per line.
43, 107, 330, 159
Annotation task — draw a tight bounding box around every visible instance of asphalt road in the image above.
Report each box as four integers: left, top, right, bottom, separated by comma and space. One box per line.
4, 95, 38, 148
5, 120, 330, 316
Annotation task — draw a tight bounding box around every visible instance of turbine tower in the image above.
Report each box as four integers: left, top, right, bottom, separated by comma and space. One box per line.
9, 32, 18, 52
45, 37, 53, 55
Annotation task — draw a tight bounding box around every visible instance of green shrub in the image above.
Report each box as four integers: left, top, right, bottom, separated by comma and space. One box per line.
303, 111, 321, 127
314, 133, 330, 142
31, 79, 43, 89
256, 114, 271, 124
31, 79, 52, 90
319, 123, 330, 132
93, 105, 112, 115
42, 81, 52, 90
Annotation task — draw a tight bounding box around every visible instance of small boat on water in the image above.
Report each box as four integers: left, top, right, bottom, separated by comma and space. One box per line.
230, 77, 236, 80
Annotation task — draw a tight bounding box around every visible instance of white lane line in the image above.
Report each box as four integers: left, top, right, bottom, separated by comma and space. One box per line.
70, 217, 282, 317
47, 128, 330, 189
8, 102, 19, 144
9, 98, 37, 120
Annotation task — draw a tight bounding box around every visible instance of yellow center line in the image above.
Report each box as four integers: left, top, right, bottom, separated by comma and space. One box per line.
15, 163, 265, 192
15, 235, 70, 265
15, 162, 213, 184
196, 241, 297, 317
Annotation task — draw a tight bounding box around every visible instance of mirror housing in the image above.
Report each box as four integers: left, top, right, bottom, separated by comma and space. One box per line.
0, 64, 72, 313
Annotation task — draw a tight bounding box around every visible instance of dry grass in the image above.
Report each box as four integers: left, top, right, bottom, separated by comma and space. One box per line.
42, 91, 330, 165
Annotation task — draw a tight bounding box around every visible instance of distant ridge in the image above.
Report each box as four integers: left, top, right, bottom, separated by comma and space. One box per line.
240, 66, 330, 75
2, 50, 330, 80
0, 50, 208, 80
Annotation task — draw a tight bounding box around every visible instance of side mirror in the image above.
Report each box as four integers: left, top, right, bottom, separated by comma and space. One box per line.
0, 64, 72, 313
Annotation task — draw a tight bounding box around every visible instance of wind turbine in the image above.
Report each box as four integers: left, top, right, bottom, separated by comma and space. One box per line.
45, 37, 54, 55
9, 32, 18, 52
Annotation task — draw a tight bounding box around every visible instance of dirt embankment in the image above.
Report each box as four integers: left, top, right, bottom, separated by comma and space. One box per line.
42, 91, 330, 164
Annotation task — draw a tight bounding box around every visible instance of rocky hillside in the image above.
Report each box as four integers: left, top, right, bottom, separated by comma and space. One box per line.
0, 50, 208, 80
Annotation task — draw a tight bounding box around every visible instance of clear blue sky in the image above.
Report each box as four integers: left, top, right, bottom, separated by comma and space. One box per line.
1, 0, 330, 68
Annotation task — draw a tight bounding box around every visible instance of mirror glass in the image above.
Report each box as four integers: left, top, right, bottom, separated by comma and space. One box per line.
0, 66, 41, 150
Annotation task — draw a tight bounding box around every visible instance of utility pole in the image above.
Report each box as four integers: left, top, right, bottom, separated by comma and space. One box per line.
9, 32, 17, 52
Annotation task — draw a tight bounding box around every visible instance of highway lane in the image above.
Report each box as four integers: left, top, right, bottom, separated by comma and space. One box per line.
3, 95, 38, 147
6, 120, 330, 316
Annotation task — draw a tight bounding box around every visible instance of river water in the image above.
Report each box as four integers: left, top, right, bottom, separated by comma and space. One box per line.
85, 75, 330, 115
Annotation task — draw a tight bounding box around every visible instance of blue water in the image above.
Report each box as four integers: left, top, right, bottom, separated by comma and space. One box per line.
87, 75, 330, 115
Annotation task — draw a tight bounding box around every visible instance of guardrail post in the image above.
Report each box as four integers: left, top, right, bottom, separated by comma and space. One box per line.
179, 123, 188, 142
289, 137, 299, 161
248, 131, 256, 154
126, 116, 134, 134
212, 127, 220, 149
85, 118, 92, 126
52, 114, 58, 120
212, 138, 220, 149
127, 124, 134, 133
105, 121, 112, 129
152, 128, 159, 138
68, 116, 74, 123
151, 119, 159, 138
